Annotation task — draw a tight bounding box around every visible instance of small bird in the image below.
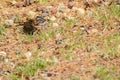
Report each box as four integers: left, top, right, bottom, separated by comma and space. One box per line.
23, 19, 37, 34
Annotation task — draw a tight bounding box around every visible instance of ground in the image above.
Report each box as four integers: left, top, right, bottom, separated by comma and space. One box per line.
0, 0, 120, 80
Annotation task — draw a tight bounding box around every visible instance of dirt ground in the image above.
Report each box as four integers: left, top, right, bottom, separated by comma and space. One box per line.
0, 0, 120, 80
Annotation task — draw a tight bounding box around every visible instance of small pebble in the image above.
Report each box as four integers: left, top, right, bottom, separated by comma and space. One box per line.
47, 73, 52, 77
68, 1, 74, 9
52, 56, 59, 63
49, 16, 56, 21
0, 51, 7, 57
4, 19, 14, 27
52, 23, 59, 28
11, 0, 17, 5
43, 77, 51, 80
4, 59, 9, 63
51, 8, 57, 14
36, 6, 44, 11
77, 8, 85, 15
0, 4, 3, 9
58, 3, 66, 12
16, 2, 23, 8
25, 51, 32, 59
91, 29, 98, 34
41, 12, 48, 17
36, 16, 46, 26
38, 43, 43, 49
27, 11, 36, 19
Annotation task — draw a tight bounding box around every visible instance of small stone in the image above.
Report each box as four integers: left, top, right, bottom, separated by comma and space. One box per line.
46, 6, 53, 9
36, 16, 46, 26
43, 77, 51, 80
87, 11, 93, 17
36, 6, 42, 11
47, 73, 52, 77
11, 0, 17, 5
44, 70, 49, 73
41, 73, 47, 77
23, 0, 33, 6
0, 51, 7, 57
58, 3, 66, 12
55, 33, 61, 41
118, 45, 120, 50
52, 23, 59, 28
25, 52, 32, 59
41, 12, 48, 17
8, 15, 15, 20
42, 7, 50, 13
55, 33, 62, 44
91, 29, 98, 34
16, 2, 23, 8
62, 12, 66, 17
67, 16, 75, 20
52, 56, 59, 63
0, 4, 3, 9
51, 8, 57, 14
49, 16, 56, 21
77, 8, 85, 15
38, 43, 43, 49
4, 19, 14, 27
55, 12, 61, 17
27, 11, 36, 19
68, 1, 74, 9
4, 59, 9, 63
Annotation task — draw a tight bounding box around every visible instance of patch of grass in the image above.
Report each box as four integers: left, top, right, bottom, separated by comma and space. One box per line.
14, 15, 21, 23
95, 66, 119, 80
17, 58, 49, 77
94, 3, 119, 30
99, 33, 120, 58
7, 74, 20, 80
38, 30, 54, 41
69, 75, 81, 80
110, 3, 120, 18
0, 26, 6, 36
20, 34, 34, 43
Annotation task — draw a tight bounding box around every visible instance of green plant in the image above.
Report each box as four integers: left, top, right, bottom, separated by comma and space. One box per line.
110, 3, 120, 18
7, 74, 20, 80
0, 26, 6, 36
95, 66, 117, 80
17, 58, 49, 77
99, 33, 120, 58
69, 75, 81, 80
20, 34, 34, 43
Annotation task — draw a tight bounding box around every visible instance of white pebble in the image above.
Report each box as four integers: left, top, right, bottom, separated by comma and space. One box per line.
53, 23, 59, 27
49, 16, 56, 21
0, 51, 7, 57
27, 11, 36, 19
4, 19, 14, 27
25, 52, 32, 58
77, 8, 85, 15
